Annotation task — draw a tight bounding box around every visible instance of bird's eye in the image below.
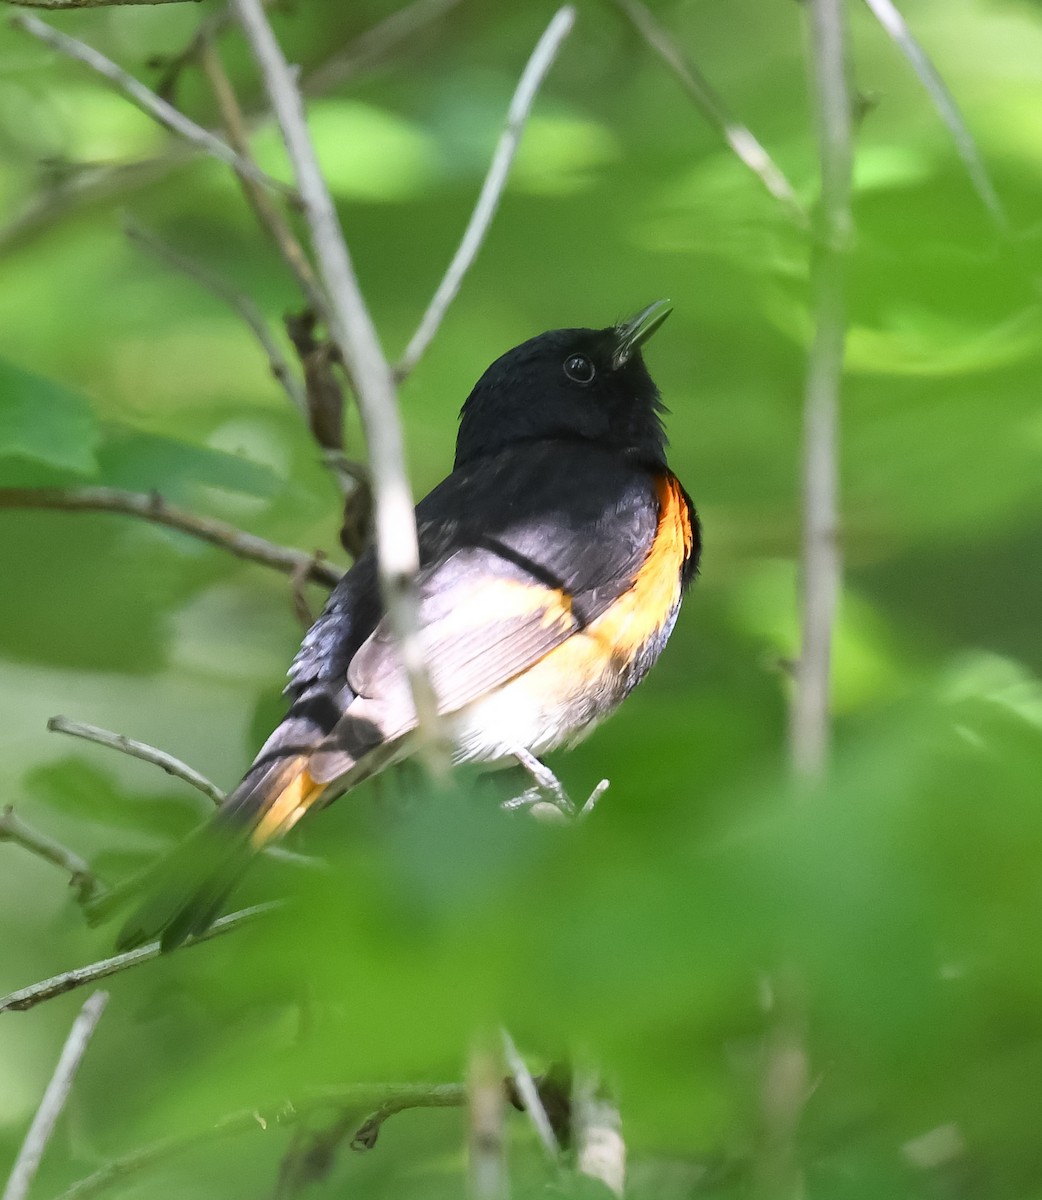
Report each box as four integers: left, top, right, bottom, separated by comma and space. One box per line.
563, 354, 595, 384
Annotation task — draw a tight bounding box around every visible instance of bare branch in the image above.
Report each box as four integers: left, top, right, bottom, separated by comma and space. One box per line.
396, 7, 576, 380
47, 715, 224, 806
0, 806, 105, 908
10, 0, 195, 7
500, 1029, 560, 1159
53, 1082, 466, 1200
610, 0, 807, 225
468, 1040, 507, 1200
2, 992, 109, 1200
753, 973, 811, 1200
232, 0, 447, 772
44, 716, 322, 885
790, 0, 853, 779
0, 487, 343, 588
301, 0, 465, 99
198, 35, 328, 319
573, 1070, 625, 1197
10, 12, 296, 203
860, 0, 1007, 233
124, 217, 309, 417
0, 903, 278, 1015
0, 0, 459, 256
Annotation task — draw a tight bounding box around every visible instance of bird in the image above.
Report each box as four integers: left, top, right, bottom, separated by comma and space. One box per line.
117, 301, 701, 952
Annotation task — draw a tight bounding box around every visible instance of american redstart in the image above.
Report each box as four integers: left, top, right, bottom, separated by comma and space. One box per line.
118, 301, 700, 951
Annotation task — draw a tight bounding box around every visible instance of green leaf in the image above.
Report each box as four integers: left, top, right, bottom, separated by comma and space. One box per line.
96, 424, 281, 501
0, 357, 99, 477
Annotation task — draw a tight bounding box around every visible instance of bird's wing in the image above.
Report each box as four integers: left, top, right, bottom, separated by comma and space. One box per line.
302, 443, 664, 777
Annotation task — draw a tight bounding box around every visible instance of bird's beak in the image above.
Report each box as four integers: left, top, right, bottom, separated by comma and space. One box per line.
612, 300, 673, 368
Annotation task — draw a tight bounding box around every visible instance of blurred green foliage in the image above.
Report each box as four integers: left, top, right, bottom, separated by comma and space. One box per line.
1, 0, 1042, 1197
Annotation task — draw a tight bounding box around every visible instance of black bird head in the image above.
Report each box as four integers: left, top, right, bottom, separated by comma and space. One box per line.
455, 301, 673, 469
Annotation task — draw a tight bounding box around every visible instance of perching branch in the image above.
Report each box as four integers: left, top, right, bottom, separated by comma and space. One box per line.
0, 806, 106, 908
860, 0, 1007, 234
47, 715, 224, 806
52, 1082, 468, 1200
0, 903, 278, 1015
791, 0, 853, 779
0, 488, 344, 588
395, 6, 577, 380
10, 13, 297, 204
123, 217, 309, 417
609, 0, 808, 226
2, 992, 109, 1200
232, 0, 447, 771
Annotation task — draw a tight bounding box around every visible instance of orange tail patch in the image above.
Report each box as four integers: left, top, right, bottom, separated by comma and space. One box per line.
250, 763, 327, 848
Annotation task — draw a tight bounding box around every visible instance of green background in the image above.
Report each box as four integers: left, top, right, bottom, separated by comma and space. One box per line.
2, 0, 1042, 1196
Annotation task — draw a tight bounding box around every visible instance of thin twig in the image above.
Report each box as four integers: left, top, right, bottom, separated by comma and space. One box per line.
10, 0, 194, 7
10, 12, 296, 203
791, 0, 853, 779
0, 0, 458, 257
151, 0, 279, 102
0, 806, 105, 908
0, 487, 343, 587
232, 0, 447, 772
124, 217, 309, 416
45, 716, 322, 879
500, 1029, 559, 1159
610, 0, 808, 226
301, 0, 465, 99
0, 903, 278, 1015
468, 1039, 507, 1200
47, 716, 224, 805
396, 6, 576, 380
52, 1083, 467, 1200
2, 992, 109, 1200
198, 35, 328, 319
860, 0, 1007, 233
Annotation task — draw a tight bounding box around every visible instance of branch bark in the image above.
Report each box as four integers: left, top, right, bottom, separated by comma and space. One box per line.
0, 903, 278, 1015
2, 992, 109, 1200
0, 806, 106, 908
791, 0, 853, 779
0, 487, 343, 587
52, 1082, 467, 1200
395, 6, 576, 379
10, 12, 296, 203
9, 0, 195, 7
231, 0, 447, 771
47, 715, 224, 805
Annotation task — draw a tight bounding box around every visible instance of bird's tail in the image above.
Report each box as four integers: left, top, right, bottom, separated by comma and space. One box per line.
115, 754, 327, 953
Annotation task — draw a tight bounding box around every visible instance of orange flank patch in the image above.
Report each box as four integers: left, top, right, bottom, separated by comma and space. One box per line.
515, 473, 692, 692
249, 763, 327, 849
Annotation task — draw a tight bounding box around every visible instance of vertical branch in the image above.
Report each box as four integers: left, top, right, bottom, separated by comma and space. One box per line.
467, 1040, 508, 1200
231, 0, 446, 768
791, 0, 854, 779
2, 992, 109, 1200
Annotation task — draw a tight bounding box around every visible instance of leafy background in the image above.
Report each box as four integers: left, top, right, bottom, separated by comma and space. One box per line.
1, 0, 1042, 1196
